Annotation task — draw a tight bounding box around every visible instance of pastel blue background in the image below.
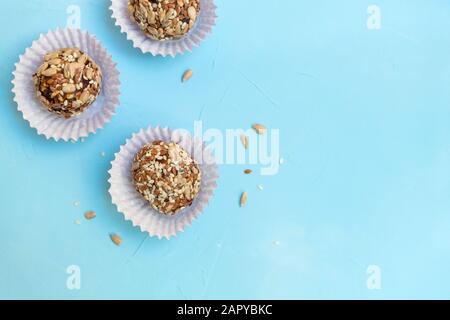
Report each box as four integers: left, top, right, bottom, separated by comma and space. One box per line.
1, 0, 450, 299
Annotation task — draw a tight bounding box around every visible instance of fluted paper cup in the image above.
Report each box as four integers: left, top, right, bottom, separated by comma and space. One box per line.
108, 126, 219, 239
12, 28, 121, 142
110, 0, 217, 57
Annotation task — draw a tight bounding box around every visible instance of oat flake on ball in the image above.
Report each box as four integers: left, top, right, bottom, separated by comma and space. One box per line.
128, 0, 200, 41
132, 141, 202, 215
33, 47, 102, 119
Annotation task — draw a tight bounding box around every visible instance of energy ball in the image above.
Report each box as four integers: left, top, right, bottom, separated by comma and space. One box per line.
33, 47, 102, 119
128, 0, 200, 41
132, 141, 202, 215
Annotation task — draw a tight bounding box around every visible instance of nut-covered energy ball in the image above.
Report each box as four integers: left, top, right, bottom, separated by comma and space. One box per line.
33, 48, 102, 119
132, 141, 202, 215
128, 0, 200, 41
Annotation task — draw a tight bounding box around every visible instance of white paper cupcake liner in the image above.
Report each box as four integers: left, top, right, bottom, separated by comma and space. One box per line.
12, 28, 121, 142
110, 0, 217, 57
108, 126, 219, 239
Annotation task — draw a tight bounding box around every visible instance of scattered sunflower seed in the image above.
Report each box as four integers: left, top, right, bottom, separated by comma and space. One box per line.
84, 210, 96, 220
252, 123, 267, 135
240, 192, 248, 207
240, 134, 249, 149
273, 240, 281, 246
73, 201, 80, 207
110, 233, 122, 246
74, 219, 81, 225
182, 69, 193, 82
100, 151, 106, 157
257, 185, 264, 191
244, 169, 252, 174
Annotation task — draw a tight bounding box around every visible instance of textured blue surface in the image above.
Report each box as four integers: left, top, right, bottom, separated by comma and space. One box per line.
1, 0, 450, 299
